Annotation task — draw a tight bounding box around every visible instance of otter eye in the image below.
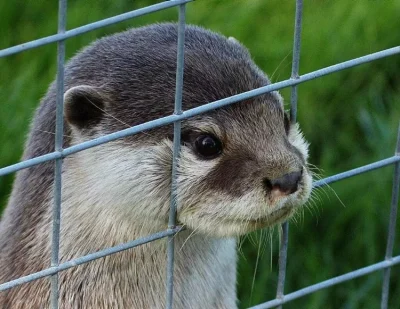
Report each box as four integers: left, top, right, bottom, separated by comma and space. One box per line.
194, 134, 222, 159
284, 112, 290, 135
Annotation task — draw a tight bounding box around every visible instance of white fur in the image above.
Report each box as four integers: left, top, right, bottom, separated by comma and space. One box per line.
5, 115, 312, 308
288, 123, 310, 161
41, 141, 239, 308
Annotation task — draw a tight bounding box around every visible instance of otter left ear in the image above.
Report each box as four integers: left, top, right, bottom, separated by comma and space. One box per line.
228, 36, 240, 44
64, 85, 106, 129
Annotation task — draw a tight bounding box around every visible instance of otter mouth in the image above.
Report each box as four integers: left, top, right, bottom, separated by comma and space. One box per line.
178, 206, 298, 237
223, 207, 293, 228
253, 207, 292, 224
178, 181, 311, 237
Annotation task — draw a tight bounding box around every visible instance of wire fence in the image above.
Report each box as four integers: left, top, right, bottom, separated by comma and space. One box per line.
0, 0, 399, 308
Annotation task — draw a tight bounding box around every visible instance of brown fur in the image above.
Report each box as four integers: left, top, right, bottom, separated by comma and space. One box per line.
0, 23, 312, 308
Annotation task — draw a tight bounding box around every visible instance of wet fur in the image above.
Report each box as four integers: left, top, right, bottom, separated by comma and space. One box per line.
0, 23, 311, 308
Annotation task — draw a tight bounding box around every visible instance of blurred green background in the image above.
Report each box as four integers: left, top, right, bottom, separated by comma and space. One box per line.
0, 0, 399, 308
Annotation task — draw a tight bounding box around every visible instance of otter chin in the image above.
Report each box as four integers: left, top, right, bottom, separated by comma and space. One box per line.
0, 23, 312, 309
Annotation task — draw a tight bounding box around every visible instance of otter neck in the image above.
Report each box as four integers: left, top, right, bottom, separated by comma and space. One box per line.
50, 165, 238, 308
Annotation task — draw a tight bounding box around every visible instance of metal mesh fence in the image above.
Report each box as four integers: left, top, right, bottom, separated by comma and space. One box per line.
0, 0, 399, 308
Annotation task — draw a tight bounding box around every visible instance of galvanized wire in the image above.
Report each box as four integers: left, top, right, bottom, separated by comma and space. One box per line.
381, 125, 400, 309
275, 222, 289, 305
0, 227, 183, 292
166, 3, 186, 309
248, 255, 400, 309
275, 1, 303, 307
289, 0, 303, 124
0, 0, 192, 59
313, 155, 400, 188
50, 0, 67, 308
0, 1, 399, 308
1, 46, 399, 178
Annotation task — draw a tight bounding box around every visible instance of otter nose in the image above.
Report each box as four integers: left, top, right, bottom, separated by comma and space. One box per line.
263, 170, 302, 195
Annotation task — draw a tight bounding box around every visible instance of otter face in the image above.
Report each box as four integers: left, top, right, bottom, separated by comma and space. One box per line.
176, 94, 312, 237
62, 24, 312, 238
64, 87, 311, 238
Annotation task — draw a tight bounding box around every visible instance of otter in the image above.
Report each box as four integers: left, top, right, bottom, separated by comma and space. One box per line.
0, 23, 312, 308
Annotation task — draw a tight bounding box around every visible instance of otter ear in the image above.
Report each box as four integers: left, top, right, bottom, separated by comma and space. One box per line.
228, 36, 240, 44
64, 85, 106, 129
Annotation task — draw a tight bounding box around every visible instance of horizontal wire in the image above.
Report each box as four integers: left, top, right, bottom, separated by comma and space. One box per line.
0, 2, 399, 307
313, 156, 400, 188
0, 226, 183, 292
0, 0, 192, 58
248, 255, 400, 309
0, 46, 399, 177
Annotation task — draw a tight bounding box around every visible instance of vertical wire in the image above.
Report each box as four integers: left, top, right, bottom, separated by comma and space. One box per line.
275, 223, 289, 303
276, 0, 303, 307
50, 1, 66, 308
166, 3, 186, 309
380, 123, 400, 309
289, 0, 303, 124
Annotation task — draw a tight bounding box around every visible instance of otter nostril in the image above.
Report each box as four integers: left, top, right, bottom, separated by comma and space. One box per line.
263, 170, 302, 195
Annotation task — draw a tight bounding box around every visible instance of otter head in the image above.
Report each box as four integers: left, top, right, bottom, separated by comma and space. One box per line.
62, 24, 312, 237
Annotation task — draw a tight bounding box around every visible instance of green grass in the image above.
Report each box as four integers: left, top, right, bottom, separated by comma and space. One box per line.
1, 0, 399, 308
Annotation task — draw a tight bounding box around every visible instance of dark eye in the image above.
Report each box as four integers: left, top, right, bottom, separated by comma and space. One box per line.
284, 112, 290, 135
194, 134, 222, 159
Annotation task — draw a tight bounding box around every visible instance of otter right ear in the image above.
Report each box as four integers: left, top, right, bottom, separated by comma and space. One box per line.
64, 85, 106, 129
228, 36, 240, 45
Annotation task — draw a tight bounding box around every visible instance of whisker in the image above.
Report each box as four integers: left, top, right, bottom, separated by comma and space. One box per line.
34, 129, 73, 139
270, 50, 292, 82
249, 229, 263, 306
84, 95, 154, 138
179, 225, 202, 252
